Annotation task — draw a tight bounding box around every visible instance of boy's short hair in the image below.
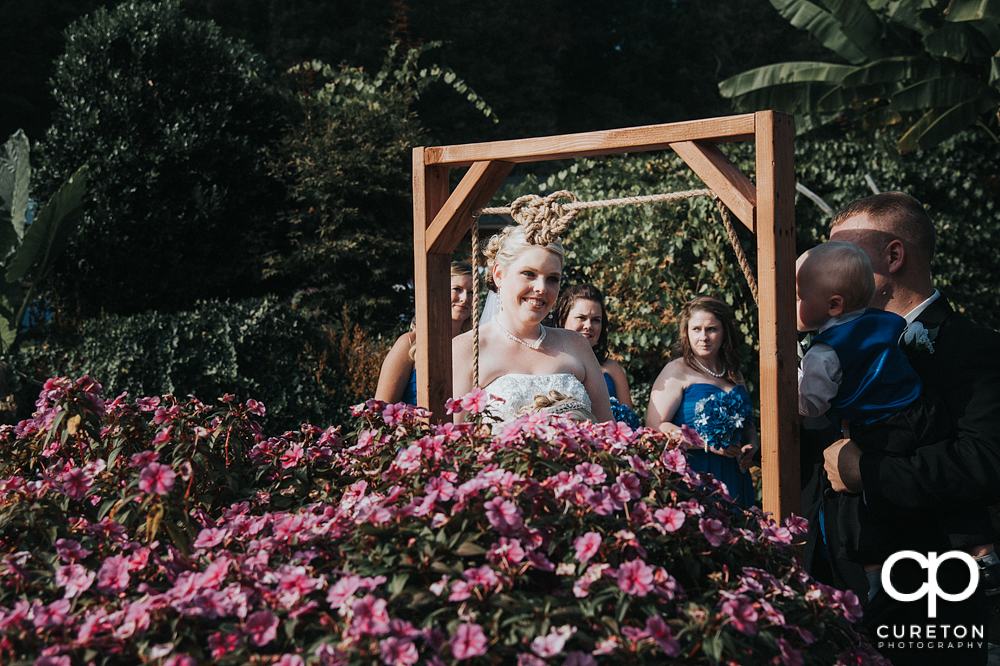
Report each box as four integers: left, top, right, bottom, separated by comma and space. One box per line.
805, 241, 876, 311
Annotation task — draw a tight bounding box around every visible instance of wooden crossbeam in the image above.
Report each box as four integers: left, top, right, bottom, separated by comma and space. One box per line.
411, 111, 799, 520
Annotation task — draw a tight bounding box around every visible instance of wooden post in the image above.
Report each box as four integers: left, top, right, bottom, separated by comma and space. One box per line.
412, 148, 452, 419
754, 111, 799, 520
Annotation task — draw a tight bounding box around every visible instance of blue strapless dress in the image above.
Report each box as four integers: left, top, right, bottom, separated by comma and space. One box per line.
674, 383, 756, 505
604, 373, 642, 430
401, 369, 418, 406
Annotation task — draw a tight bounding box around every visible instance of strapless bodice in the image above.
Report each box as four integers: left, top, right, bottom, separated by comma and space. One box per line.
482, 373, 591, 425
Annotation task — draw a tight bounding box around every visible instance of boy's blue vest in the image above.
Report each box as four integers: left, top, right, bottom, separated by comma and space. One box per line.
812, 308, 921, 425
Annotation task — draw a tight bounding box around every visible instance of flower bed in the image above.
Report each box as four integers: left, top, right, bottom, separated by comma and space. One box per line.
0, 377, 885, 665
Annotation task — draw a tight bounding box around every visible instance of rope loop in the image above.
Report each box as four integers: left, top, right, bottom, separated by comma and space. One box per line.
508, 190, 579, 245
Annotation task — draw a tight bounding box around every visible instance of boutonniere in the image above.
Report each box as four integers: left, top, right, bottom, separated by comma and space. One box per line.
899, 321, 939, 355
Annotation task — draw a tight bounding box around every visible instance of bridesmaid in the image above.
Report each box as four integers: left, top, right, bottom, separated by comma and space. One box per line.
646, 296, 759, 504
550, 284, 642, 429
375, 261, 474, 405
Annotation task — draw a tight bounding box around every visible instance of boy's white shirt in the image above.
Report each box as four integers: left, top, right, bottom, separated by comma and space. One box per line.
798, 309, 866, 418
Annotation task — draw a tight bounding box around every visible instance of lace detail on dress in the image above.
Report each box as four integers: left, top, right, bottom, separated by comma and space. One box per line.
482, 373, 591, 425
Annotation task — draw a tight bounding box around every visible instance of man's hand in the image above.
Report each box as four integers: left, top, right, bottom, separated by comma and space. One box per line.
824, 421, 864, 493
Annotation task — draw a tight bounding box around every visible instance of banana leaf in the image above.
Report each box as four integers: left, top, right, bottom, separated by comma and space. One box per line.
730, 82, 845, 115
944, 0, 1000, 22
0, 130, 30, 261
841, 56, 962, 86
889, 75, 999, 110
923, 22, 997, 61
897, 98, 991, 151
719, 61, 855, 98
770, 0, 881, 63
6, 165, 89, 284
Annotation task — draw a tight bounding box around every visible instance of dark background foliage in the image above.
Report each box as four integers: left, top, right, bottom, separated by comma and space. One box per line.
0, 0, 997, 435
35, 0, 286, 316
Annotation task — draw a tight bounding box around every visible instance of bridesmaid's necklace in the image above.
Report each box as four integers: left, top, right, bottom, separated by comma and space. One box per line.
494, 318, 546, 350
694, 357, 726, 378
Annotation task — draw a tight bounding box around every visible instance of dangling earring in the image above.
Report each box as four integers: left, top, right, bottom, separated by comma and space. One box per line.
498, 287, 503, 312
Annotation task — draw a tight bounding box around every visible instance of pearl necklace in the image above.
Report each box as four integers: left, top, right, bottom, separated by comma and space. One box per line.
694, 357, 726, 378
494, 319, 546, 350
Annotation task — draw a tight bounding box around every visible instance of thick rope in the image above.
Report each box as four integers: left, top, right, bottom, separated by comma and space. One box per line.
471, 213, 482, 388
467, 187, 758, 388
711, 195, 758, 304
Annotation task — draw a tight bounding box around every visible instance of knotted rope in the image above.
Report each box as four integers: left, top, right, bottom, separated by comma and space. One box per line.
469, 187, 759, 387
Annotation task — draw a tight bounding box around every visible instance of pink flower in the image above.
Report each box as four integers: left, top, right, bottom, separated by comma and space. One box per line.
152, 426, 173, 445
484, 497, 524, 536
574, 463, 606, 485
531, 625, 575, 657
208, 631, 242, 658
349, 595, 390, 636
573, 532, 602, 563
644, 616, 680, 656
699, 517, 728, 547
463, 565, 499, 589
762, 524, 793, 545
563, 652, 597, 666
720, 595, 759, 635
678, 424, 705, 449
163, 656, 197, 666
194, 527, 229, 549
244, 610, 279, 646
32, 599, 71, 628
55, 564, 95, 598
35, 657, 71, 666
246, 399, 266, 416
129, 451, 160, 467
451, 623, 489, 660
776, 638, 804, 666
459, 387, 491, 414
653, 507, 685, 533
783, 513, 809, 535
61, 467, 93, 499
661, 448, 687, 473
327, 575, 362, 610
276, 656, 305, 666
280, 445, 304, 469
136, 396, 160, 412
487, 537, 526, 566
379, 637, 419, 666
54, 538, 91, 563
394, 445, 423, 473
139, 462, 175, 495
617, 559, 654, 596
96, 555, 130, 594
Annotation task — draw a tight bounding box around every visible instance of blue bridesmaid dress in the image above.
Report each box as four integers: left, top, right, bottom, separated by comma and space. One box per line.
673, 383, 756, 505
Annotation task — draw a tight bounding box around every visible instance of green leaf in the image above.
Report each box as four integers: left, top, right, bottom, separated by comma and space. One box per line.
6, 165, 88, 284
719, 61, 854, 98
945, 0, 1000, 22
769, 0, 875, 64
0, 129, 30, 259
889, 75, 999, 111
898, 98, 996, 151
454, 541, 486, 556
923, 22, 996, 62
840, 56, 962, 87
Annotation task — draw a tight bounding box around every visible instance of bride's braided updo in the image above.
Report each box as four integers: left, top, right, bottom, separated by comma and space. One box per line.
483, 225, 565, 292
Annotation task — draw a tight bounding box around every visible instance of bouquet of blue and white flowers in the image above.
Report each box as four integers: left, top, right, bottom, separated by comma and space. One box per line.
692, 389, 751, 452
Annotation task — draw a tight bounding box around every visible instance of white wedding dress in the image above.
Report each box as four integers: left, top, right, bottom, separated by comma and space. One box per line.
481, 373, 592, 426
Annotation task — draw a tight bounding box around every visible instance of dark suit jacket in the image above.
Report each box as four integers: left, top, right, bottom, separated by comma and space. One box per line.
858, 296, 1000, 538
803, 296, 1000, 595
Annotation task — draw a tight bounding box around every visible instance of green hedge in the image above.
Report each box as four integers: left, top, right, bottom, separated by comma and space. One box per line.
12, 297, 348, 433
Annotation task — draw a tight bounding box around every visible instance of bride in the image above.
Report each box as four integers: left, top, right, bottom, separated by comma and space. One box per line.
452, 224, 613, 425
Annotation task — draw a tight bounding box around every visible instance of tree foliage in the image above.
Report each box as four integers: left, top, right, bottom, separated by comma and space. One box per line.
719, 0, 1000, 152
493, 132, 999, 404
37, 0, 285, 316
264, 42, 494, 330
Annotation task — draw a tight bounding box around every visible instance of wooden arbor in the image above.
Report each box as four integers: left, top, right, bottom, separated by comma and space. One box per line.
412, 111, 799, 519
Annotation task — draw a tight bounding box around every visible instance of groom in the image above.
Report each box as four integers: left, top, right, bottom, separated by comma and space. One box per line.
821, 192, 1000, 663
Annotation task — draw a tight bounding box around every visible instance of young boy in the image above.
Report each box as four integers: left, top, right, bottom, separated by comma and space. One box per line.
796, 241, 996, 594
